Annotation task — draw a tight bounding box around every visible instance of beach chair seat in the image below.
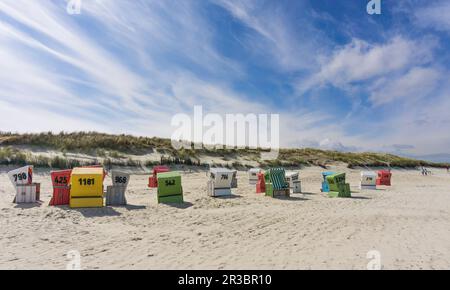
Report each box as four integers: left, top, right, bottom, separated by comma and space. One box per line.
49, 186, 70, 206
13, 183, 40, 204
106, 186, 127, 206
265, 168, 290, 198
157, 172, 183, 204
327, 173, 351, 198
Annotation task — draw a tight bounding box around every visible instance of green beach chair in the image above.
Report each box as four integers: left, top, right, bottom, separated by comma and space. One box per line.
157, 172, 184, 204
326, 173, 351, 198
265, 168, 290, 198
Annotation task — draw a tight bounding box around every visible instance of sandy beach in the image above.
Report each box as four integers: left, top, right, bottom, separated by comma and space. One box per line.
1, 165, 449, 270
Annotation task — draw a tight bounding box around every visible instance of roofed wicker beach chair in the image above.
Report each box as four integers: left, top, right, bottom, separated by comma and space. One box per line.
376, 170, 392, 186
248, 168, 262, 185
106, 171, 130, 206
8, 165, 41, 204
360, 171, 377, 190
157, 172, 184, 204
265, 168, 290, 198
207, 168, 234, 197
321, 171, 335, 193
326, 173, 351, 198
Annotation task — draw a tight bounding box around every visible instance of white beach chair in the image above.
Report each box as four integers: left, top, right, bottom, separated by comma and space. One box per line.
207, 168, 234, 197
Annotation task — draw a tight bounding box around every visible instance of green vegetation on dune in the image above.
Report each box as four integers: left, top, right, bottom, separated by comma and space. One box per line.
0, 131, 171, 153
0, 132, 448, 169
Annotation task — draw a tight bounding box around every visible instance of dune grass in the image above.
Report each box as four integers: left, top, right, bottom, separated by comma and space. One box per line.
0, 132, 448, 169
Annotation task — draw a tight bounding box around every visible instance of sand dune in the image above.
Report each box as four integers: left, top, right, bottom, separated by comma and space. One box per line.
1, 165, 450, 270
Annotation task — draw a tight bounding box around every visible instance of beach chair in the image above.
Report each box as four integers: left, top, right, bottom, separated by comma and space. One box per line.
49, 169, 72, 206
285, 171, 302, 194
321, 171, 336, 193
326, 173, 351, 198
106, 171, 130, 206
8, 166, 41, 204
248, 168, 261, 185
360, 171, 377, 190
265, 168, 290, 198
69, 167, 104, 208
157, 172, 183, 204
148, 166, 170, 188
376, 170, 392, 186
256, 172, 266, 193
207, 168, 234, 197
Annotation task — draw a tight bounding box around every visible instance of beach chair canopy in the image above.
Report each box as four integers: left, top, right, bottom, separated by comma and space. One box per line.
70, 167, 104, 197
326, 173, 351, 198
81, 165, 107, 180
285, 171, 299, 179
327, 173, 347, 191
267, 168, 288, 190
361, 171, 376, 180
153, 166, 170, 176
361, 171, 377, 186
249, 168, 262, 183
322, 171, 336, 179
209, 168, 234, 187
111, 170, 130, 188
378, 170, 391, 178
249, 168, 261, 174
51, 169, 72, 187
361, 171, 377, 177
8, 165, 33, 187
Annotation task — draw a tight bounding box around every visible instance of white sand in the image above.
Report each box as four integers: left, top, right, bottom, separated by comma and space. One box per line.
1, 165, 450, 270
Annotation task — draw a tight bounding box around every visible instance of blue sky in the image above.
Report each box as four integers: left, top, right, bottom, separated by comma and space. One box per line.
0, 0, 449, 155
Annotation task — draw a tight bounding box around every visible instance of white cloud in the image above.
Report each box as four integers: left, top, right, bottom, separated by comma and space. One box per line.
369, 66, 443, 106
414, 1, 450, 33
0, 1, 449, 156
300, 36, 436, 93
213, 0, 326, 71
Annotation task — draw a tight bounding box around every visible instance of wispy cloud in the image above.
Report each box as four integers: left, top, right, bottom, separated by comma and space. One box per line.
299, 36, 437, 94
413, 0, 450, 33
0, 0, 449, 155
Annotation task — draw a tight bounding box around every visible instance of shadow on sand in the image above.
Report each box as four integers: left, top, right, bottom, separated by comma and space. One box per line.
161, 201, 194, 209
14, 202, 43, 209
68, 207, 122, 218
214, 194, 242, 200
349, 196, 372, 200
275, 195, 308, 202
123, 204, 147, 211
